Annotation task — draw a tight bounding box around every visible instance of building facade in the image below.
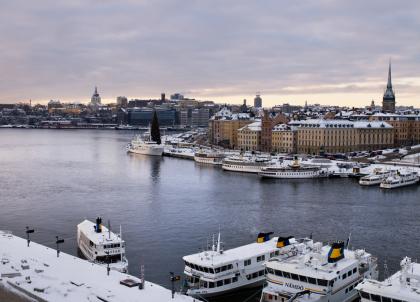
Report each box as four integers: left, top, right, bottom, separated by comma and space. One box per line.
296, 119, 394, 154
272, 124, 296, 153
237, 121, 261, 151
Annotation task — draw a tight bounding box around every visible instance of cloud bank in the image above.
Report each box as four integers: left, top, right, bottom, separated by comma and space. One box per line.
0, 0, 419, 106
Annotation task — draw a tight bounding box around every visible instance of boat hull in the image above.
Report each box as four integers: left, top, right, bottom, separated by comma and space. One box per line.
128, 146, 163, 156
380, 178, 419, 189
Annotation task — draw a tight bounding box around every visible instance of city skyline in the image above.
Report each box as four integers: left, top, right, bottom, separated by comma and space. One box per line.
1, 1, 420, 107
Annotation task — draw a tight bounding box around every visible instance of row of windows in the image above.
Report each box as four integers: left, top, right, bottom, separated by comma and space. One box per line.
104, 243, 120, 249
344, 279, 361, 294
266, 268, 330, 287
199, 276, 239, 288
184, 261, 233, 274
359, 291, 407, 302
246, 269, 265, 280
342, 267, 357, 280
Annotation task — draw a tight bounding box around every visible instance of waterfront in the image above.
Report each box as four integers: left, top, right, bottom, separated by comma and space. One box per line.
1, 129, 420, 301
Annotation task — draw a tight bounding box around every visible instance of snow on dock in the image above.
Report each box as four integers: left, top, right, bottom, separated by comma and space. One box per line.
0, 231, 193, 302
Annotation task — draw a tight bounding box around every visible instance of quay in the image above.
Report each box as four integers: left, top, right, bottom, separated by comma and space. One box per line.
0, 231, 194, 302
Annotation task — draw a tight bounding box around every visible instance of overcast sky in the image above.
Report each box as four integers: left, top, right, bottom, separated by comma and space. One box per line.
1, 0, 419, 107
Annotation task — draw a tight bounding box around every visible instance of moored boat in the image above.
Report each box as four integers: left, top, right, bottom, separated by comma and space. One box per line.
222, 155, 273, 173
359, 168, 396, 186
194, 150, 225, 165
182, 232, 314, 299
261, 240, 378, 302
77, 217, 128, 273
259, 156, 330, 179
380, 170, 419, 189
356, 257, 420, 302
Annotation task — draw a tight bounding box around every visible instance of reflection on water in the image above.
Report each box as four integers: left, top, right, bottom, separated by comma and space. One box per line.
0, 129, 419, 302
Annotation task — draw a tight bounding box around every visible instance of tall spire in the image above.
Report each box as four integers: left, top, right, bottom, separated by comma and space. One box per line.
387, 59, 392, 89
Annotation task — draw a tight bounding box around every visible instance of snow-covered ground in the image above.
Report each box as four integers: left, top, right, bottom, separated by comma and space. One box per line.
0, 231, 193, 302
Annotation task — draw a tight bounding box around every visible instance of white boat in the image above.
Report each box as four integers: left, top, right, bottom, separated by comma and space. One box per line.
359, 168, 396, 186
127, 135, 164, 156
194, 150, 224, 165
77, 218, 128, 273
222, 155, 272, 173
182, 233, 314, 299
356, 257, 420, 302
261, 240, 378, 302
380, 170, 419, 189
259, 157, 330, 179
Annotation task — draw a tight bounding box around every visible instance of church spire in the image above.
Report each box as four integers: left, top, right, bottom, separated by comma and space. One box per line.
387, 59, 392, 89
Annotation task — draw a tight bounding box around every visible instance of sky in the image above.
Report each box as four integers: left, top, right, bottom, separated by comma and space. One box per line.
0, 0, 419, 107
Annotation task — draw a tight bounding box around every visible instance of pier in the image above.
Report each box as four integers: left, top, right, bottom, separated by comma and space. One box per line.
0, 231, 193, 302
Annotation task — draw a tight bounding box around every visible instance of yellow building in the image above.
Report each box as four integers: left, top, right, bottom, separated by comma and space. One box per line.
369, 113, 420, 146
271, 124, 296, 153
208, 108, 253, 149
237, 121, 261, 151
295, 119, 394, 154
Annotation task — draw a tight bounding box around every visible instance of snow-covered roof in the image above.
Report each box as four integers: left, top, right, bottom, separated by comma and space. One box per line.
272, 124, 291, 131
0, 231, 193, 302
210, 107, 251, 121
238, 120, 261, 132
292, 119, 392, 129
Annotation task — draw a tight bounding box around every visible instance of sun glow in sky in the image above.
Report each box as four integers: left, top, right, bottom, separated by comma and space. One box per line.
1, 0, 419, 107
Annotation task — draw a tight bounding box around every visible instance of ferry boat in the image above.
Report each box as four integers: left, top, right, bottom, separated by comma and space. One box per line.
359, 168, 396, 186
261, 240, 378, 302
356, 257, 420, 302
194, 150, 225, 165
222, 155, 272, 173
77, 217, 128, 273
259, 157, 330, 179
379, 170, 419, 189
127, 134, 164, 156
182, 233, 314, 299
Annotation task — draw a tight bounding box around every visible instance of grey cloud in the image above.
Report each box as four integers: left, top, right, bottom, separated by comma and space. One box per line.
0, 0, 419, 105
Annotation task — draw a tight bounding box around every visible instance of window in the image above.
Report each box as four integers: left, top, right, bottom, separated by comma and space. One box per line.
291, 274, 299, 281
244, 259, 251, 266
232, 276, 238, 283
257, 255, 266, 262
370, 294, 381, 302
317, 279, 328, 286
209, 282, 215, 288
299, 275, 307, 283
342, 273, 347, 279
381, 297, 391, 302
259, 270, 265, 276
275, 270, 283, 277
216, 280, 223, 287
283, 272, 290, 279
224, 278, 231, 285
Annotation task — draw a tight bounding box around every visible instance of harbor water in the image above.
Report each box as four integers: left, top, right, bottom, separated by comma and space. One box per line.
1, 129, 419, 301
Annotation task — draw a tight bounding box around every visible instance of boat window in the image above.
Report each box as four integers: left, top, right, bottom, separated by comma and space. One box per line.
359, 291, 370, 299
224, 278, 231, 285
342, 272, 347, 279
275, 270, 283, 277
370, 294, 381, 302
203, 267, 209, 273
227, 264, 233, 270
209, 282, 215, 288
257, 255, 266, 262
209, 268, 214, 274
232, 276, 238, 283
299, 275, 307, 283
216, 280, 223, 287
348, 270, 352, 277
215, 267, 220, 273
381, 297, 392, 302
353, 267, 357, 274
252, 272, 258, 279
283, 272, 290, 279
221, 266, 227, 272
317, 279, 328, 286
328, 280, 335, 287
259, 270, 265, 276
244, 259, 251, 266
291, 273, 299, 281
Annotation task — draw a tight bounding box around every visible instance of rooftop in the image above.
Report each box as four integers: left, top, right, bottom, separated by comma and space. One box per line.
0, 231, 193, 302
77, 219, 123, 246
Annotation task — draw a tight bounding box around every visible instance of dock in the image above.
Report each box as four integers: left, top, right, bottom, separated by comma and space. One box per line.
0, 231, 194, 302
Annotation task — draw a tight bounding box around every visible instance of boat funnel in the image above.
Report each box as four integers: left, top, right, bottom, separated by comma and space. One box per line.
257, 232, 274, 243
277, 236, 294, 248
95, 217, 102, 233
328, 241, 345, 263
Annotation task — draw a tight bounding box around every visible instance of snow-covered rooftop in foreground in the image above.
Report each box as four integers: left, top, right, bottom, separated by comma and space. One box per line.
0, 231, 193, 302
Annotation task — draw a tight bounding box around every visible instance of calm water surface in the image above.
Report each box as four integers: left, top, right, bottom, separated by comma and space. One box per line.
0, 129, 419, 301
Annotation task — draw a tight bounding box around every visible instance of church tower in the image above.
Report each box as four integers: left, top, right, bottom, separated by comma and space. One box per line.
382, 62, 395, 113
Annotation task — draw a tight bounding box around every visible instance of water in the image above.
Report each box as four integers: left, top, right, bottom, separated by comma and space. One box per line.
1, 129, 419, 301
